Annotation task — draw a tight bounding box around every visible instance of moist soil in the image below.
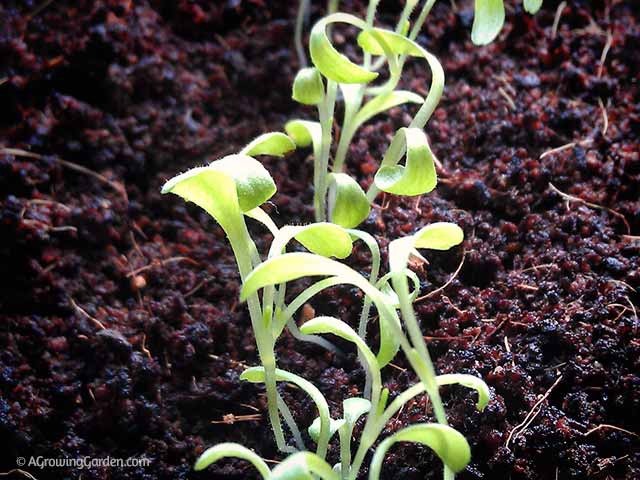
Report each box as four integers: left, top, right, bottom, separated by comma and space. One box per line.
1, 1, 639, 479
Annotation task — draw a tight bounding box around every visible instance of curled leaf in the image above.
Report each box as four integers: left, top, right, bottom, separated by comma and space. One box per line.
293, 67, 325, 105
240, 132, 296, 157
285, 119, 323, 161
369, 424, 471, 478
327, 173, 370, 229
388, 222, 464, 273
471, 0, 505, 45
309, 13, 378, 84
308, 417, 345, 442
194, 443, 270, 478
343, 397, 371, 425
374, 127, 437, 196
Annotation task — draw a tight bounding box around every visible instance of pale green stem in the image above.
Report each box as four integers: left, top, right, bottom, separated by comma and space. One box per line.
295, 0, 310, 67
227, 226, 289, 453
315, 80, 338, 222
277, 393, 306, 451
332, 0, 380, 173
395, 273, 447, 424
444, 466, 455, 480
338, 425, 352, 479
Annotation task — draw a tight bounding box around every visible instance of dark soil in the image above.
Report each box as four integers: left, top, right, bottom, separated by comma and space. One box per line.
1, 0, 639, 479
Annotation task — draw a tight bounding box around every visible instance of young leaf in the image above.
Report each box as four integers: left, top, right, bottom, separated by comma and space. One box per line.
343, 397, 371, 425
271, 452, 339, 480
194, 443, 270, 478
285, 119, 323, 161
374, 127, 437, 196
327, 173, 370, 228
436, 374, 492, 411
240, 132, 296, 157
524, 0, 543, 14
309, 13, 378, 84
471, 0, 505, 45
241, 367, 332, 458
388, 222, 464, 273
241, 252, 401, 366
308, 417, 345, 442
270, 223, 353, 259
414, 222, 465, 251
162, 155, 276, 234
293, 67, 325, 105
161, 166, 242, 235
369, 424, 471, 478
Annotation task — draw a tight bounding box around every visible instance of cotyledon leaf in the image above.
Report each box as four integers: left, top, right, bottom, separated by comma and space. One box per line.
353, 90, 423, 131
308, 417, 345, 443
300, 316, 381, 395
357, 28, 443, 130
285, 119, 322, 161
368, 424, 471, 478
240, 132, 296, 157
343, 397, 371, 425
244, 207, 279, 236
292, 67, 325, 105
374, 127, 437, 196
309, 13, 378, 84
271, 452, 339, 480
436, 374, 491, 411
524, 0, 543, 14
161, 155, 276, 232
388, 222, 464, 274
471, 0, 505, 46
269, 223, 353, 259
327, 173, 370, 229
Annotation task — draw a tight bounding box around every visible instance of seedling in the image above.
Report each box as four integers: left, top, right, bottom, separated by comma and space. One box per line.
162, 0, 543, 478
290, 0, 543, 226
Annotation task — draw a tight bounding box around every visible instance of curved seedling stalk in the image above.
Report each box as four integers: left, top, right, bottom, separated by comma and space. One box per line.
300, 316, 382, 410
240, 252, 405, 367
194, 443, 271, 478
386, 222, 464, 426
242, 367, 332, 460
332, 88, 423, 172
368, 424, 471, 479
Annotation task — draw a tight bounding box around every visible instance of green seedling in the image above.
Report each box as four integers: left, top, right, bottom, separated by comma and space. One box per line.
290, 0, 543, 227
164, 0, 543, 478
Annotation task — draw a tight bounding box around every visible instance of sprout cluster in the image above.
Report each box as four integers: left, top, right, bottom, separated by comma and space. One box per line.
162, 1, 542, 479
